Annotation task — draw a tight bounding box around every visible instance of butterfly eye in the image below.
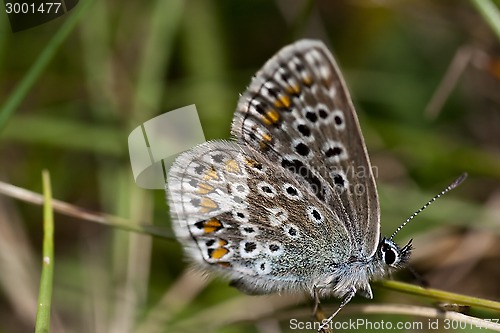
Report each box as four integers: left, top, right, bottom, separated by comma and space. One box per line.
383, 247, 397, 265
380, 238, 400, 266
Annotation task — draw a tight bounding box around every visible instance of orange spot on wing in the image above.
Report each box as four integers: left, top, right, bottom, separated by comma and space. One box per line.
273, 95, 290, 109
203, 168, 219, 181
225, 159, 240, 173
302, 76, 312, 86
197, 182, 214, 194
245, 158, 257, 167
202, 217, 222, 233
286, 84, 300, 95
210, 247, 229, 259
259, 133, 272, 151
199, 198, 219, 213
263, 109, 280, 125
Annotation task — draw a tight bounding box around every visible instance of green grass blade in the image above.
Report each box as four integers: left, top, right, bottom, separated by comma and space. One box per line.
470, 0, 500, 40
131, 0, 184, 123
34, 170, 55, 333
376, 280, 500, 312
0, 0, 94, 133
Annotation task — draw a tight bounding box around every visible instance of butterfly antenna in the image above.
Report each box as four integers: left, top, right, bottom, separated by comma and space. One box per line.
390, 173, 467, 240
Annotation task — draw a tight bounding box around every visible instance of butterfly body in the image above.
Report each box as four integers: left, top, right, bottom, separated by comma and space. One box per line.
167, 40, 411, 312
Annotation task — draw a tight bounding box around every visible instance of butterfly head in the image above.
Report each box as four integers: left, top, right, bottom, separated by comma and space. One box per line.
378, 237, 412, 269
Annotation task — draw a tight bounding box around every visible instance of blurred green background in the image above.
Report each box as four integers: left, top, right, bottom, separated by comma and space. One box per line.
1, 0, 500, 332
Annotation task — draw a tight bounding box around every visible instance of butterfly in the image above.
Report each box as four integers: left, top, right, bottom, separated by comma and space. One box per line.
166, 39, 465, 329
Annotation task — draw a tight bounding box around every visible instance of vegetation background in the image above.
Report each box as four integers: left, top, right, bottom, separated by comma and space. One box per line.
0, 0, 499, 332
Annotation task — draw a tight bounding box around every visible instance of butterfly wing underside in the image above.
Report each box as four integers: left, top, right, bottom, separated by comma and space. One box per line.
167, 140, 353, 294
231, 39, 380, 257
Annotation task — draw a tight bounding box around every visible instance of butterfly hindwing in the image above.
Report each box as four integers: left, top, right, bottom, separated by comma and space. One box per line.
167, 140, 353, 295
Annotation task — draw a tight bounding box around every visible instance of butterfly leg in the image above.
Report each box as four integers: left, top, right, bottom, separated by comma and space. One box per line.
317, 288, 356, 332
312, 285, 321, 315
358, 284, 373, 299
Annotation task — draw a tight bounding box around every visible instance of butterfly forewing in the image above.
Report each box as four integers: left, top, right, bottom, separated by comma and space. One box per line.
231, 40, 380, 257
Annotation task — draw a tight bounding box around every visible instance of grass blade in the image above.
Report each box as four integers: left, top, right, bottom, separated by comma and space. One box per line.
34, 170, 55, 333
470, 0, 500, 40
376, 280, 500, 312
0, 0, 94, 133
